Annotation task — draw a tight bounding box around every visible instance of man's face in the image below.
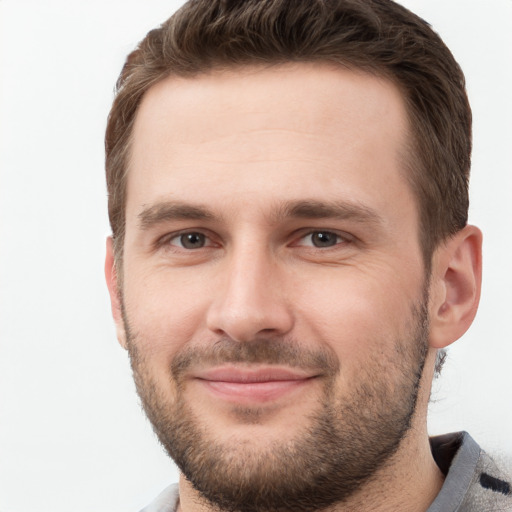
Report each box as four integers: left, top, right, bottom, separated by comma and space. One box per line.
114, 64, 431, 511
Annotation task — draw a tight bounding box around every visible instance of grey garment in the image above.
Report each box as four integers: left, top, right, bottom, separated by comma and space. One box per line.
139, 483, 179, 512
426, 432, 481, 512
427, 432, 512, 512
140, 432, 512, 512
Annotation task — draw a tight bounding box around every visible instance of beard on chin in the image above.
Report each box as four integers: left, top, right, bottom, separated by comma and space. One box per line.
124, 299, 429, 512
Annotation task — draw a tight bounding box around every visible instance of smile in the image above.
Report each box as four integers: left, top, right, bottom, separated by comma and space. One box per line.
192, 366, 317, 403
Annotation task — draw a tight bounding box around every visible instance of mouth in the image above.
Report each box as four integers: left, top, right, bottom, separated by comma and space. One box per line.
192, 366, 318, 403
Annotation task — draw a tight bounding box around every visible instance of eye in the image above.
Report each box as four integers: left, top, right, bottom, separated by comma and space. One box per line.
298, 231, 346, 248
169, 232, 210, 249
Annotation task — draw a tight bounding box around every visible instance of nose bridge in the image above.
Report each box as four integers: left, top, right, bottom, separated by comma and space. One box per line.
206, 236, 293, 341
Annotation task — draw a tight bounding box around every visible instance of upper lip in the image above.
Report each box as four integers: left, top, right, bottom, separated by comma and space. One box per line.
192, 366, 317, 383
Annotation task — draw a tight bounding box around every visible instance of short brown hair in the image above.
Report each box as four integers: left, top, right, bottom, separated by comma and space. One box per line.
105, 0, 471, 264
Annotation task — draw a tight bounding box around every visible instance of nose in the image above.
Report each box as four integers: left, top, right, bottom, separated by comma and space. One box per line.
206, 244, 294, 342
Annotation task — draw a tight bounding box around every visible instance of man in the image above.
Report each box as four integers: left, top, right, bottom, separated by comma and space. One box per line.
104, 0, 511, 511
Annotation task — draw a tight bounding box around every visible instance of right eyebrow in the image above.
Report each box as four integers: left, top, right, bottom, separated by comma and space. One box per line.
138, 201, 216, 230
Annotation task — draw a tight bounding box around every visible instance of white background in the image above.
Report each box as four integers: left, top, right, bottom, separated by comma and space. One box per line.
0, 1, 511, 511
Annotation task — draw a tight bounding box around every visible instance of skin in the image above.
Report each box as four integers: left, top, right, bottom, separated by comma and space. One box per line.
106, 63, 482, 512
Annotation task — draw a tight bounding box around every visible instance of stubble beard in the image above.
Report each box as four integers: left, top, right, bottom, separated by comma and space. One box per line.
124, 299, 429, 512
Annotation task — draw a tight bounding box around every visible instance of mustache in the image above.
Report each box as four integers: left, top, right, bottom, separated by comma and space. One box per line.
170, 337, 340, 380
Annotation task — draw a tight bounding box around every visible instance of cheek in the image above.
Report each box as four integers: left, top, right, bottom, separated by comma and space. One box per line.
294, 267, 422, 365
122, 267, 211, 364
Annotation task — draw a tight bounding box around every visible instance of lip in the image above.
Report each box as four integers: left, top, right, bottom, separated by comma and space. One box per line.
192, 366, 317, 404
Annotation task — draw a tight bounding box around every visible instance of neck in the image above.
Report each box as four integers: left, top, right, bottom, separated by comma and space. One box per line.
333, 426, 445, 512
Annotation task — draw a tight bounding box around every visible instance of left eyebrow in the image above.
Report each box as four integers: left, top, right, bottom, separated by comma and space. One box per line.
272, 199, 384, 226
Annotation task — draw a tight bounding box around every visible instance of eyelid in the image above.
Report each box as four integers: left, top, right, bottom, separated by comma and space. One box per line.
154, 227, 355, 251
292, 229, 354, 248
157, 229, 218, 249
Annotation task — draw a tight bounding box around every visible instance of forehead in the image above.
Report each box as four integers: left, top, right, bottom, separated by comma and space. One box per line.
127, 63, 415, 226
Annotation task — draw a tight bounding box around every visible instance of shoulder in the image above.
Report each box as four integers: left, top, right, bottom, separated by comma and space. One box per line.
429, 432, 512, 512
461, 447, 512, 512
139, 483, 179, 512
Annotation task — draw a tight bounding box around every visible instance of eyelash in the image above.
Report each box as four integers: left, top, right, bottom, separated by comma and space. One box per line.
159, 229, 352, 251
294, 230, 350, 248
166, 231, 217, 250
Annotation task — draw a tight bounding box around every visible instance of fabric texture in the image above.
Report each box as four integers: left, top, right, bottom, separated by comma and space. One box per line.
139, 483, 179, 512
427, 432, 512, 511
140, 432, 512, 512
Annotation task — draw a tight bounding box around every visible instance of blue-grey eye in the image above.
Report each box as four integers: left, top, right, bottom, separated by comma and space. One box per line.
179, 232, 206, 249
310, 231, 339, 247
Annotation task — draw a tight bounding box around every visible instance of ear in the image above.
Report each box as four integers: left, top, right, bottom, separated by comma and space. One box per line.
105, 237, 127, 349
428, 225, 482, 349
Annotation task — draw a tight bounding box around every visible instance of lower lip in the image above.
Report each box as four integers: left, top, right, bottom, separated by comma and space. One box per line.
197, 378, 313, 403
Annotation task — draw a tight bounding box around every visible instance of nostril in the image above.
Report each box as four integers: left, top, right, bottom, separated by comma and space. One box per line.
206, 304, 294, 343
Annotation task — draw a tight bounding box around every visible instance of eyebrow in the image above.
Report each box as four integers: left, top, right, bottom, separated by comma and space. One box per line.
137, 198, 383, 230
274, 199, 383, 225
138, 201, 215, 230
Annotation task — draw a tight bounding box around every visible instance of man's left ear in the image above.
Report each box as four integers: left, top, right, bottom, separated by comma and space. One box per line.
428, 225, 483, 349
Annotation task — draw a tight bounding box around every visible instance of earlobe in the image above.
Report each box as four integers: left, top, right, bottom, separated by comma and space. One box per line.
429, 225, 482, 349
105, 237, 128, 350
